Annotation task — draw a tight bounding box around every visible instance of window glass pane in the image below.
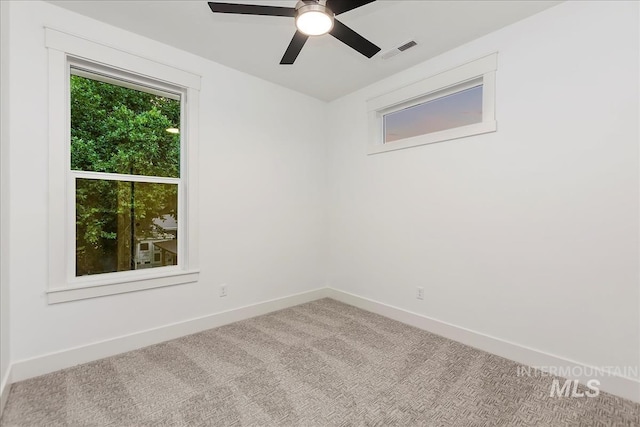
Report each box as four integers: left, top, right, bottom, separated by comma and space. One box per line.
76, 179, 178, 276
70, 73, 181, 178
384, 85, 483, 143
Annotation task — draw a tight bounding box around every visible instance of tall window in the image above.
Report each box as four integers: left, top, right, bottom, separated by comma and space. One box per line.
71, 69, 181, 276
46, 28, 200, 303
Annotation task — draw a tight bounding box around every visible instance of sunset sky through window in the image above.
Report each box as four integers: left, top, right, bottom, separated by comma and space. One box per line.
384, 85, 483, 143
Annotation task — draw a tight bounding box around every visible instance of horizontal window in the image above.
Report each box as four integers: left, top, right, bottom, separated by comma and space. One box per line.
383, 83, 483, 143
368, 53, 497, 154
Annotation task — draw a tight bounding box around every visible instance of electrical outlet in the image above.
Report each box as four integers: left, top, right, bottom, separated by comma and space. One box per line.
219, 284, 228, 298
416, 287, 424, 300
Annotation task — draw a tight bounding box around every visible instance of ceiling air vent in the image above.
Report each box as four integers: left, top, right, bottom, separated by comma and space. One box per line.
398, 40, 417, 51
381, 40, 418, 60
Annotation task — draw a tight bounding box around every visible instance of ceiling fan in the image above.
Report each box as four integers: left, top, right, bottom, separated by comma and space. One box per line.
207, 0, 381, 65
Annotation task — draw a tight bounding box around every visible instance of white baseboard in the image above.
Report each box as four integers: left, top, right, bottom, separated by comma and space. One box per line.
10, 287, 330, 383
326, 288, 640, 403
7, 286, 640, 405
0, 365, 11, 419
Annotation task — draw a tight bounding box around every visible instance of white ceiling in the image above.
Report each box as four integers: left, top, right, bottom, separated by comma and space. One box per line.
47, 0, 561, 101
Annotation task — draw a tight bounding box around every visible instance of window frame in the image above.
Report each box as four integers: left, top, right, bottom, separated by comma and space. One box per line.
367, 53, 497, 154
46, 28, 200, 304
68, 63, 184, 282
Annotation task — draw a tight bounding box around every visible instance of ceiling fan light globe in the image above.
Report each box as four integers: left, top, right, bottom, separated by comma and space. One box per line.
295, 4, 334, 36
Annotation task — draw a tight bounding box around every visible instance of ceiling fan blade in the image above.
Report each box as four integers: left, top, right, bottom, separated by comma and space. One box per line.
326, 0, 376, 15
207, 2, 295, 17
329, 19, 380, 58
280, 31, 309, 65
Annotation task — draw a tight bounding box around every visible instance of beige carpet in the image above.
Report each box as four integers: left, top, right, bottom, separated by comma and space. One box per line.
1, 298, 639, 426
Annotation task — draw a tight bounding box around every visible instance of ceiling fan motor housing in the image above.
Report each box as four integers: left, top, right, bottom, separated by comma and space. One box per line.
296, 0, 331, 10
295, 0, 334, 36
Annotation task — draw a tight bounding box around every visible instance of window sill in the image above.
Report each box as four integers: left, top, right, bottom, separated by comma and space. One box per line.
47, 270, 199, 304
367, 121, 497, 155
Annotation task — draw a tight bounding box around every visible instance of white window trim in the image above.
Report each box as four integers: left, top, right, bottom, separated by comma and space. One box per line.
367, 52, 498, 154
46, 27, 201, 304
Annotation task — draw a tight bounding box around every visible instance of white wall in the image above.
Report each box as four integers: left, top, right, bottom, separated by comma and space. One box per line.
7, 0, 327, 363
327, 0, 639, 379
1, 0, 12, 412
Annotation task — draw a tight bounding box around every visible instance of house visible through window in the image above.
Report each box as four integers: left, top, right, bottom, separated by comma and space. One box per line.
71, 68, 181, 277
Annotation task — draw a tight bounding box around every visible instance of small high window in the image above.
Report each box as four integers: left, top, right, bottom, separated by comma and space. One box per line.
383, 81, 483, 143
368, 53, 497, 154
